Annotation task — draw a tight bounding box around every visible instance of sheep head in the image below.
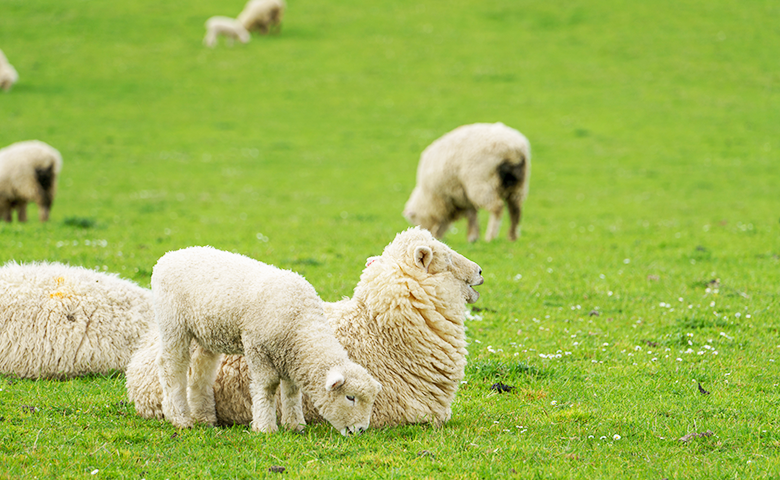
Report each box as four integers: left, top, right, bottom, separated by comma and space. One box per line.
316, 363, 382, 436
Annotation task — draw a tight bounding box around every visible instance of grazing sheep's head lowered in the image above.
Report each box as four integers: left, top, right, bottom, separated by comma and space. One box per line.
316, 363, 382, 436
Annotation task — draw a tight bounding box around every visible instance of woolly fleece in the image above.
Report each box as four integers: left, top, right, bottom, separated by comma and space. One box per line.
203, 16, 250, 48
238, 0, 285, 34
0, 140, 63, 222
0, 48, 18, 92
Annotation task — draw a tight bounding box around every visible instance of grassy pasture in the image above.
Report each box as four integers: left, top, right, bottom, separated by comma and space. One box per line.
1, 0, 779, 478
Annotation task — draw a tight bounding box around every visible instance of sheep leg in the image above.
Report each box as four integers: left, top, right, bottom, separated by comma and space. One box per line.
465, 209, 480, 242
187, 344, 221, 426
157, 333, 195, 428
506, 195, 523, 241
0, 203, 10, 222
245, 353, 281, 433
485, 204, 504, 242
16, 203, 28, 222
279, 379, 305, 432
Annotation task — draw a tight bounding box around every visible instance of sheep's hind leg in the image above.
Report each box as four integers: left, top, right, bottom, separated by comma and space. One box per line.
245, 353, 281, 433
280, 379, 305, 432
485, 204, 504, 242
465, 209, 480, 242
16, 203, 27, 222
506, 194, 523, 241
157, 334, 194, 428
187, 344, 221, 426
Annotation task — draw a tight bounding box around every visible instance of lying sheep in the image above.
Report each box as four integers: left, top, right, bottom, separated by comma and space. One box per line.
0, 140, 63, 222
0, 48, 18, 92
403, 122, 531, 242
203, 16, 251, 48
152, 246, 381, 435
127, 227, 482, 428
0, 262, 153, 379
238, 0, 285, 34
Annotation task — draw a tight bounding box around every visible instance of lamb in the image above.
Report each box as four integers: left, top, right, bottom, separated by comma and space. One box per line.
403, 122, 531, 242
0, 48, 19, 92
0, 140, 63, 222
0, 262, 153, 379
203, 16, 251, 48
126, 227, 483, 428
152, 246, 382, 435
238, 0, 285, 34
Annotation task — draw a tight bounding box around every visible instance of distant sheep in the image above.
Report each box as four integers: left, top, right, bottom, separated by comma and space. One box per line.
404, 122, 531, 242
0, 140, 63, 222
152, 246, 381, 435
203, 16, 251, 48
238, 0, 285, 34
0, 262, 153, 379
127, 227, 483, 428
0, 48, 18, 92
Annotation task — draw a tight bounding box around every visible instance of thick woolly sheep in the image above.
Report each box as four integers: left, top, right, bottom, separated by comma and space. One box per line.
403, 122, 531, 242
127, 227, 483, 428
0, 262, 153, 379
238, 0, 285, 34
203, 16, 251, 48
152, 246, 382, 435
0, 48, 18, 92
0, 140, 63, 223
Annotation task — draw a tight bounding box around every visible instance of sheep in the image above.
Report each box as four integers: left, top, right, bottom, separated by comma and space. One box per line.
151, 246, 382, 435
0, 48, 19, 92
403, 122, 531, 242
0, 262, 153, 379
203, 16, 251, 48
127, 227, 483, 428
238, 0, 285, 35
0, 140, 63, 223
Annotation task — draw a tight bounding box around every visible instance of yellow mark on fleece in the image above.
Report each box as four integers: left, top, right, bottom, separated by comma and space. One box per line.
50, 277, 72, 299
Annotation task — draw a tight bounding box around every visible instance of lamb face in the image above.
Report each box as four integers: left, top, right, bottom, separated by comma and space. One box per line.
316, 364, 382, 436
408, 234, 484, 305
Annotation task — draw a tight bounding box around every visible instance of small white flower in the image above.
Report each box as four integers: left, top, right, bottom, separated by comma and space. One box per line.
676, 358, 682, 362
613, 434, 621, 441
91, 470, 99, 476
551, 401, 557, 405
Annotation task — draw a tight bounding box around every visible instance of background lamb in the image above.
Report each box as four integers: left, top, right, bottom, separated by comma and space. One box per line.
203, 16, 251, 48
238, 0, 285, 35
0, 48, 18, 92
152, 246, 381, 435
0, 140, 63, 222
127, 227, 482, 428
0, 262, 153, 379
403, 122, 531, 242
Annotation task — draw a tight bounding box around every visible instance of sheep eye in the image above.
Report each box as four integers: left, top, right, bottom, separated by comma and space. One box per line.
346, 395, 355, 402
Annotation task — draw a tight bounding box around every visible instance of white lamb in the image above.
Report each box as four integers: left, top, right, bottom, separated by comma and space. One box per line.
152, 246, 382, 435
403, 122, 531, 242
0, 48, 19, 92
203, 16, 251, 48
238, 0, 285, 34
127, 227, 482, 428
0, 140, 63, 223
0, 262, 153, 379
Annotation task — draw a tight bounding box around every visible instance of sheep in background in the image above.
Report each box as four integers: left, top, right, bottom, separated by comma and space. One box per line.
238, 0, 285, 35
152, 246, 381, 435
0, 262, 153, 379
0, 140, 63, 222
127, 227, 483, 428
0, 49, 18, 92
203, 16, 251, 48
404, 122, 531, 242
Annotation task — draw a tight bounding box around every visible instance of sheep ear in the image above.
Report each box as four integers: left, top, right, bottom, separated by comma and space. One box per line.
414, 246, 433, 271
325, 368, 345, 391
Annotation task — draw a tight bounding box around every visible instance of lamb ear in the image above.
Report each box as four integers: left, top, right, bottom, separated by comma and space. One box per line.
413, 246, 433, 271
325, 368, 345, 391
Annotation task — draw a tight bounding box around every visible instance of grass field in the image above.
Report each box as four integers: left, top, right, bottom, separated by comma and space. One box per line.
1, 0, 779, 478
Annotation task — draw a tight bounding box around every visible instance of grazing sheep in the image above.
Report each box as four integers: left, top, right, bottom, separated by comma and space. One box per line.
0, 48, 18, 92
203, 16, 251, 48
127, 227, 483, 428
152, 246, 381, 435
0, 140, 63, 223
403, 122, 531, 242
238, 0, 285, 34
0, 262, 153, 379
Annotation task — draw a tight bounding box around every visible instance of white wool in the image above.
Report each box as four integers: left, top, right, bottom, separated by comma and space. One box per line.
0, 262, 153, 379
404, 122, 531, 242
0, 48, 19, 92
151, 246, 381, 435
203, 16, 251, 48
0, 140, 63, 222
237, 0, 285, 34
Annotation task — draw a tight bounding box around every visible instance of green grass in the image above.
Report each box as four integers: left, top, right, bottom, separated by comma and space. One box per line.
1, 0, 779, 478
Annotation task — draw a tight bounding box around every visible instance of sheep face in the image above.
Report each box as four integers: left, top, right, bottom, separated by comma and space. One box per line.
402, 187, 446, 237
316, 364, 381, 436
